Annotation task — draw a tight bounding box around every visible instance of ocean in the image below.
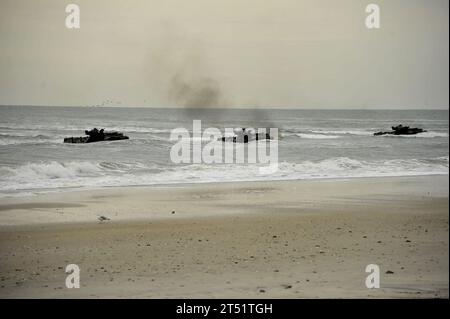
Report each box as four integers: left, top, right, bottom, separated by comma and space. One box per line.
0, 106, 448, 197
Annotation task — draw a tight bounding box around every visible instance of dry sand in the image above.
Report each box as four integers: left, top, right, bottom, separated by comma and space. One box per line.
0, 175, 448, 298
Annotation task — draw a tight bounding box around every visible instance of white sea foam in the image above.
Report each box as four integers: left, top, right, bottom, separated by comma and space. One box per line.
286, 129, 448, 138
1, 107, 448, 197
382, 131, 449, 138
311, 130, 374, 136
1, 157, 447, 196
281, 128, 373, 138
295, 133, 340, 139
108, 127, 173, 134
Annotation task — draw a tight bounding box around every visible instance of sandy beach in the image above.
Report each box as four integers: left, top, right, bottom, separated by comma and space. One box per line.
0, 175, 448, 298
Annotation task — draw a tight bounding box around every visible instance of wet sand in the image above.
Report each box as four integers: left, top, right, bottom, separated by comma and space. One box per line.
0, 175, 448, 298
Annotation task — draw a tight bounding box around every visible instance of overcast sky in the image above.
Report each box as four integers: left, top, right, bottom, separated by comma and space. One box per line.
0, 0, 448, 109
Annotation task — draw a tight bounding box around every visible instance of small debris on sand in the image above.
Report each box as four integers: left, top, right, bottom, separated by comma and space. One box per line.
98, 216, 110, 222
386, 270, 394, 274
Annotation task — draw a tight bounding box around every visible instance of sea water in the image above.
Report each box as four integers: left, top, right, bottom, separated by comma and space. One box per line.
0, 106, 448, 196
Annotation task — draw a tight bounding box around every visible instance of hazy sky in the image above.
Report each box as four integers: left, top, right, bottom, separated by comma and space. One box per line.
0, 0, 448, 109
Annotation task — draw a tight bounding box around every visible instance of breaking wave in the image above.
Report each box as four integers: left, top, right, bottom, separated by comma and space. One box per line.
282, 129, 448, 139
0, 156, 447, 196
382, 131, 448, 138
310, 130, 374, 136
295, 133, 340, 139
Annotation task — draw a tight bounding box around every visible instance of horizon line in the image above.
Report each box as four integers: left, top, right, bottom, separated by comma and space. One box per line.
0, 104, 448, 111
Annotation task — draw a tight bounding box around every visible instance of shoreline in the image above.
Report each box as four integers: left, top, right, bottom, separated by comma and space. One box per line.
0, 174, 448, 228
1, 171, 448, 199
0, 175, 448, 298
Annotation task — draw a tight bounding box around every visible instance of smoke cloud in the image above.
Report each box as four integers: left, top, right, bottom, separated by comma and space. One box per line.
169, 73, 222, 108
147, 25, 227, 108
